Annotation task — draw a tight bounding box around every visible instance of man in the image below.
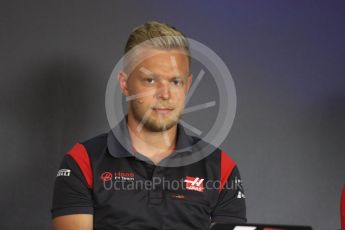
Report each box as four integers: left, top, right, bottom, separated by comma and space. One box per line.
51, 21, 246, 230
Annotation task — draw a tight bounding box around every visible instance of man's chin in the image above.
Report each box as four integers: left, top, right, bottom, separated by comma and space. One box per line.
144, 120, 177, 132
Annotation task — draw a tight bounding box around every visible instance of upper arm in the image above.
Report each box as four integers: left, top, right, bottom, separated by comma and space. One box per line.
51, 144, 94, 221
211, 166, 247, 223
52, 214, 93, 230
211, 151, 247, 224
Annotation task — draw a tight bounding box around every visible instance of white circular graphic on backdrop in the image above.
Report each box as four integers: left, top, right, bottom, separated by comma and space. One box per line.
105, 36, 236, 167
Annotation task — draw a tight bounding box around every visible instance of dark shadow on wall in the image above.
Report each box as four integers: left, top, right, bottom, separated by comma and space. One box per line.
0, 58, 97, 229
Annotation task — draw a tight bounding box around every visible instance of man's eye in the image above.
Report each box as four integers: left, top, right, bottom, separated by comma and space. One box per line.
172, 79, 183, 86
144, 78, 155, 84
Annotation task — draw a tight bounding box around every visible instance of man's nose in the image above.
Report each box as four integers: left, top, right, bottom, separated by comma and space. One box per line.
156, 82, 171, 100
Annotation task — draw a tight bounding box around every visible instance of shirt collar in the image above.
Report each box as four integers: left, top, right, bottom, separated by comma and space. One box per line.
107, 114, 194, 160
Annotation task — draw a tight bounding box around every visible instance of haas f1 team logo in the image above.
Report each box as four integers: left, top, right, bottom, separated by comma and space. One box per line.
184, 176, 204, 192
100, 171, 135, 182
100, 172, 113, 182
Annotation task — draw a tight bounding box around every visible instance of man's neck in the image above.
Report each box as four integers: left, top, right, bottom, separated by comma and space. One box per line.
126, 113, 177, 165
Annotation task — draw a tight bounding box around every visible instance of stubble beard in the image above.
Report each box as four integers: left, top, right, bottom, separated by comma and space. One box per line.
130, 101, 182, 132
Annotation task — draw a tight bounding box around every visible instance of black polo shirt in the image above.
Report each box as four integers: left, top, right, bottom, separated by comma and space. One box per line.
52, 115, 246, 229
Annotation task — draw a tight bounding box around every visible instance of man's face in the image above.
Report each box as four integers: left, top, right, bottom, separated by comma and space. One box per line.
119, 48, 192, 132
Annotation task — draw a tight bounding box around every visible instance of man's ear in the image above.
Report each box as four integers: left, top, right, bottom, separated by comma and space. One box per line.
118, 71, 129, 96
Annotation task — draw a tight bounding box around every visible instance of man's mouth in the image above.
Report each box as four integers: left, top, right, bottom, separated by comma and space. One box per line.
152, 107, 174, 115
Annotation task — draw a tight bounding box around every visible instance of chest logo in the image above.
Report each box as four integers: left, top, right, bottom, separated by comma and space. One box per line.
100, 172, 113, 182
100, 171, 135, 182
184, 176, 204, 192
114, 171, 135, 181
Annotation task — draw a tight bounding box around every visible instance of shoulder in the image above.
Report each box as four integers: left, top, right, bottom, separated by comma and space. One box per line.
66, 132, 109, 163
191, 135, 237, 168
62, 132, 109, 189
81, 132, 108, 157
190, 136, 239, 191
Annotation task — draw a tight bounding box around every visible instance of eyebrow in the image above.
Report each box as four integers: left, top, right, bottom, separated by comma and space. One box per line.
139, 67, 152, 76
139, 67, 186, 80
141, 75, 186, 81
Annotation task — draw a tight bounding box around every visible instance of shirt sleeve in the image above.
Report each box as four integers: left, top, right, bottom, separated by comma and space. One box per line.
51, 154, 94, 218
211, 166, 247, 223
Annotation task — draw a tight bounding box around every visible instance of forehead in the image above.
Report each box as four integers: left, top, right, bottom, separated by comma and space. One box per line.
132, 48, 190, 77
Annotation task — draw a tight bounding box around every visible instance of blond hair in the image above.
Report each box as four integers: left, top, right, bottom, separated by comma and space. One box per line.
124, 21, 191, 70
